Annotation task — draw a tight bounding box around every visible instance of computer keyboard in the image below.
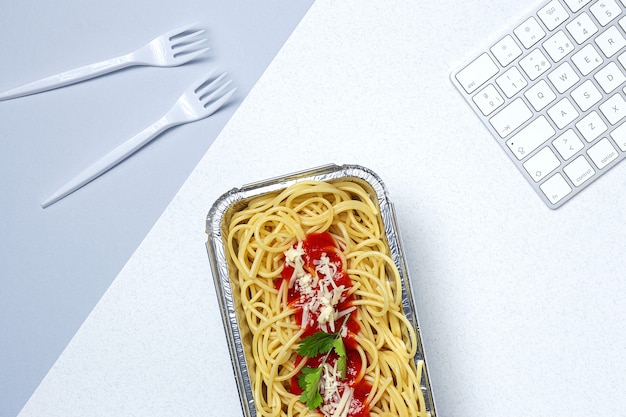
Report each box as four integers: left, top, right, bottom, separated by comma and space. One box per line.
451, 0, 626, 208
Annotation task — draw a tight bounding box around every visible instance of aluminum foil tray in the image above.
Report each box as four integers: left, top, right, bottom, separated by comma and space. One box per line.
205, 163, 436, 417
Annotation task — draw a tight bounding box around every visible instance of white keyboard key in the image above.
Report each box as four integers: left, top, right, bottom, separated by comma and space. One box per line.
571, 80, 603, 111
620, 15, 626, 31
553, 129, 585, 160
490, 35, 523, 66
520, 49, 552, 80
590, 0, 622, 26
472, 84, 505, 116
618, 49, 626, 69
514, 17, 546, 48
566, 13, 598, 44
563, 0, 592, 13
595, 25, 626, 57
571, 44, 604, 75
599, 93, 626, 124
506, 116, 556, 159
547, 62, 580, 93
540, 173, 573, 204
587, 137, 619, 168
496, 67, 528, 97
543, 30, 575, 62
538, 0, 570, 30
523, 146, 561, 182
455, 53, 499, 94
595, 61, 626, 93
576, 111, 608, 142
611, 122, 626, 150
490, 98, 533, 137
563, 155, 596, 186
525, 79, 557, 111
547, 97, 579, 128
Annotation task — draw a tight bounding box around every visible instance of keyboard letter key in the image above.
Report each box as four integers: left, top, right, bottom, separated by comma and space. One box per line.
455, 53, 499, 94
525, 79, 557, 111
599, 93, 626, 124
547, 97, 579, 129
595, 26, 626, 57
548, 62, 580, 93
576, 111, 608, 142
506, 116, 556, 159
571, 44, 603, 75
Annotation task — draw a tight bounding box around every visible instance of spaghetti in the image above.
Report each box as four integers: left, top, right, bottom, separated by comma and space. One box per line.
225, 179, 429, 417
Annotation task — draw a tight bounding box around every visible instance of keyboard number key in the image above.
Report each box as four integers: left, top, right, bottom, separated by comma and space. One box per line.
566, 13, 598, 44
576, 111, 608, 142
563, 155, 596, 186
540, 173, 572, 205
490, 35, 523, 66
590, 0, 622, 26
472, 84, 504, 115
563, 0, 593, 13
523, 146, 561, 182
520, 49, 552, 80
587, 137, 619, 168
538, 0, 570, 30
543, 31, 575, 62
514, 17, 546, 48
553, 129, 584, 160
496, 67, 528, 97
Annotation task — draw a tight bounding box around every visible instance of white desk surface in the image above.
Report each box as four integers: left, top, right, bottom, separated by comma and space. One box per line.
8, 0, 626, 416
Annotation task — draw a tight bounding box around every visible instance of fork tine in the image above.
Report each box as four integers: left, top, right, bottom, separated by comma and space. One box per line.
173, 47, 210, 64
196, 72, 228, 96
170, 29, 206, 46
173, 37, 208, 53
204, 87, 237, 114
201, 80, 233, 104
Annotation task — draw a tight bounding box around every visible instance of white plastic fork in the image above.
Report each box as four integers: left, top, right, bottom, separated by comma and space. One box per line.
41, 71, 236, 208
0, 23, 210, 101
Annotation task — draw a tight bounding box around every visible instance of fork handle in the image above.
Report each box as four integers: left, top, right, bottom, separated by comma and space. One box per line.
0, 54, 133, 101
41, 117, 172, 208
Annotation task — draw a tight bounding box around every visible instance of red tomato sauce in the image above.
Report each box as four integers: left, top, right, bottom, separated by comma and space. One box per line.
281, 232, 371, 417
